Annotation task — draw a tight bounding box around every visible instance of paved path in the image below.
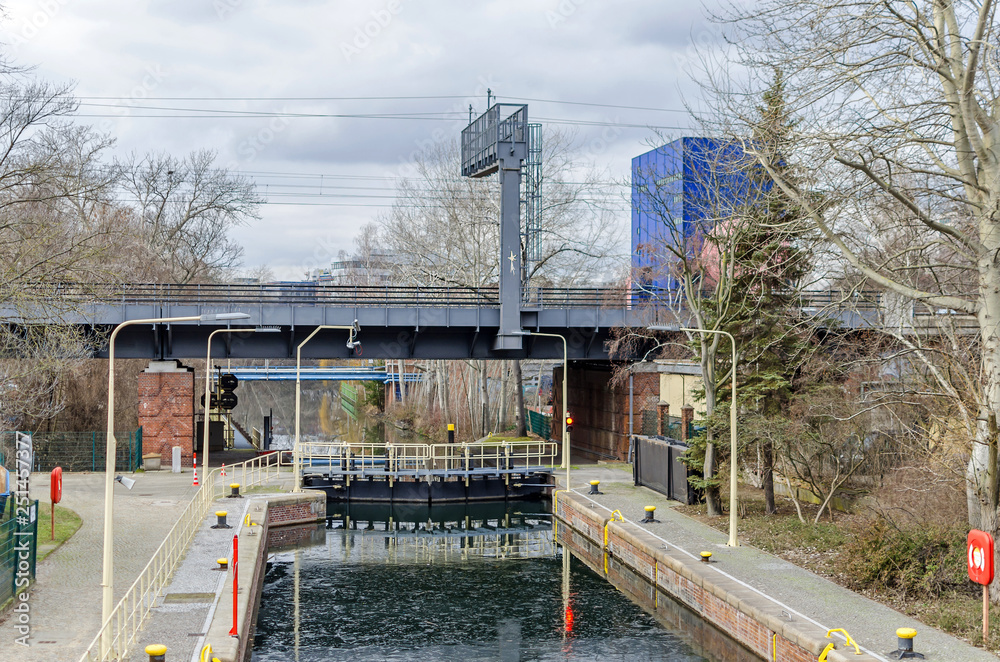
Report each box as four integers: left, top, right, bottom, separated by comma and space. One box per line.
126, 496, 253, 662
0, 470, 199, 662
559, 470, 997, 661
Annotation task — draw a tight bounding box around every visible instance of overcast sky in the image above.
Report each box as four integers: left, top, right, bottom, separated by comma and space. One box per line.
0, 0, 723, 280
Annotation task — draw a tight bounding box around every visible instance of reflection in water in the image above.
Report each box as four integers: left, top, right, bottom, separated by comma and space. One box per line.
252, 502, 711, 662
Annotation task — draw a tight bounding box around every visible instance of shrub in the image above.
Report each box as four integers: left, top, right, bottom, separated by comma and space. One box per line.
840, 517, 969, 598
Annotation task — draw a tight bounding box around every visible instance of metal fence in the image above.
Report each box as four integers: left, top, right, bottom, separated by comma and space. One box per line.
526, 410, 551, 440
0, 500, 38, 608
639, 412, 693, 440
0, 430, 143, 473
632, 435, 698, 505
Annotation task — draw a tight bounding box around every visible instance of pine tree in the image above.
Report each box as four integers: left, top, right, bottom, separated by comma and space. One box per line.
724, 71, 812, 514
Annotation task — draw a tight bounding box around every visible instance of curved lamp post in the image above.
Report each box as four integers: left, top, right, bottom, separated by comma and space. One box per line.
101, 312, 248, 652
517, 330, 569, 491
649, 325, 739, 548
294, 322, 360, 492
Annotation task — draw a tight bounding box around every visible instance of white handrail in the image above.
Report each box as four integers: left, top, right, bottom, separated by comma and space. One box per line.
78, 452, 284, 662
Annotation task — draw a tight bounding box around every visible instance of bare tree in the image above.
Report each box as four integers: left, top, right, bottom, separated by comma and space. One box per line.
120, 149, 262, 283
703, 0, 1000, 597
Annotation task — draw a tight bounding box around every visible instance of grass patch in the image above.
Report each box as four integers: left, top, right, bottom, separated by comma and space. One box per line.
34, 504, 82, 561
244, 485, 285, 495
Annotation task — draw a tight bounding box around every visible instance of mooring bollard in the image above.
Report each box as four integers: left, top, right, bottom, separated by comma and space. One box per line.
642, 505, 657, 522
589, 480, 602, 495
212, 510, 230, 529
700, 551, 712, 563
229, 483, 242, 498
145, 643, 167, 661
893, 628, 923, 659
216, 557, 228, 571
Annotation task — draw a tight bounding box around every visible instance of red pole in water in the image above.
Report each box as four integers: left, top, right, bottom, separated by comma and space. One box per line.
229, 534, 238, 636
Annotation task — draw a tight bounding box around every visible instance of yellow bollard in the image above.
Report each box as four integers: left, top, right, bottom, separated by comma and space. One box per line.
642, 505, 657, 523
211, 510, 230, 529
145, 643, 167, 662
894, 627, 919, 657
700, 551, 712, 563
216, 557, 228, 570
229, 483, 242, 498
589, 480, 602, 495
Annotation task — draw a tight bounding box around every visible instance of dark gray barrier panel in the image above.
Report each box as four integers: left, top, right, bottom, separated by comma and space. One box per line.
632, 435, 698, 505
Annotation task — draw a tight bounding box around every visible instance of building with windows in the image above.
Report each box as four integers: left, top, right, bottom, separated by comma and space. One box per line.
631, 137, 756, 290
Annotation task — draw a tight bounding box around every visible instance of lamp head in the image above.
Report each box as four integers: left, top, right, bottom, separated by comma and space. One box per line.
201, 312, 251, 322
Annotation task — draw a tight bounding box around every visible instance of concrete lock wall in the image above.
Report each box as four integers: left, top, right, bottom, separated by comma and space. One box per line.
554, 492, 880, 662
205, 492, 326, 662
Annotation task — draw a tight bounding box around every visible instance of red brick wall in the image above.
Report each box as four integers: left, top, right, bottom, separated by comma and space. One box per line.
554, 365, 658, 461
138, 367, 195, 465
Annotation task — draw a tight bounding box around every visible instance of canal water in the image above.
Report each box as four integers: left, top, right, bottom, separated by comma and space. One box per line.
251, 502, 742, 662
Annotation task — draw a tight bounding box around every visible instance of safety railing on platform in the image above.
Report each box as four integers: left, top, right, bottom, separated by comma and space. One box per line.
78, 451, 285, 662
299, 441, 433, 474
298, 441, 558, 476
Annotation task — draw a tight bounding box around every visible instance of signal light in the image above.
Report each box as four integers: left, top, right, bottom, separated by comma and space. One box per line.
566, 413, 574, 432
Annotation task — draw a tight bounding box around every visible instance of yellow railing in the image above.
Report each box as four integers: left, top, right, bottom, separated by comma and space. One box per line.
297, 441, 557, 475
78, 452, 285, 662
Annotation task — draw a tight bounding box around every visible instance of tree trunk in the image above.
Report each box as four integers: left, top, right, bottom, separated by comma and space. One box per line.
705, 434, 723, 516
974, 255, 1000, 601
498, 362, 508, 431
480, 360, 489, 436
514, 360, 527, 437
762, 439, 776, 515
701, 349, 723, 516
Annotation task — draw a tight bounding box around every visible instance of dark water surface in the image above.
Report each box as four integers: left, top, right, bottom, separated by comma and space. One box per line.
251, 504, 713, 662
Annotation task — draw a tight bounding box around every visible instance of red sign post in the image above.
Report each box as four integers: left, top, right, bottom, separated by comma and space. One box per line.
969, 529, 994, 643
49, 467, 62, 541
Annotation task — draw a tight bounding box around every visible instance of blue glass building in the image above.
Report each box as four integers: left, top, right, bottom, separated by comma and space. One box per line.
631, 137, 755, 290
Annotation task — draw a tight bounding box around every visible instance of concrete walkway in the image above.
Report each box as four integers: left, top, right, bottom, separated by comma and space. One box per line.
0, 470, 199, 661
125, 495, 252, 662
561, 469, 996, 661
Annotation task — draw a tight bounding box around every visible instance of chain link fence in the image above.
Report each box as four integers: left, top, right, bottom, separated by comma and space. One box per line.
0, 430, 143, 473
0, 499, 38, 607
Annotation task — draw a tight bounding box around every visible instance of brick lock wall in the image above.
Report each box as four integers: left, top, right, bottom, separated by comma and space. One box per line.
557, 494, 879, 662
554, 365, 660, 461
138, 364, 195, 466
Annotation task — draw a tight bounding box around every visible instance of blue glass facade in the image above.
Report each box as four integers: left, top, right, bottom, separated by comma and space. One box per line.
631, 137, 754, 290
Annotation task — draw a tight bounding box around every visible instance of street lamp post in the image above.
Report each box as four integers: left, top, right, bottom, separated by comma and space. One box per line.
294, 323, 360, 492
519, 331, 569, 491
649, 325, 739, 547
202, 326, 276, 483
101, 312, 248, 653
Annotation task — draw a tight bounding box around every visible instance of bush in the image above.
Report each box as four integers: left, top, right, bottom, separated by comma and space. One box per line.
840, 517, 969, 598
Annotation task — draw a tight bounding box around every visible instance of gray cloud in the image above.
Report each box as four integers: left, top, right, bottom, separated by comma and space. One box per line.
0, 0, 719, 279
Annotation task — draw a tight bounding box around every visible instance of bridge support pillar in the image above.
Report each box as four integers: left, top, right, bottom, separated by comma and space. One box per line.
138, 360, 196, 467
